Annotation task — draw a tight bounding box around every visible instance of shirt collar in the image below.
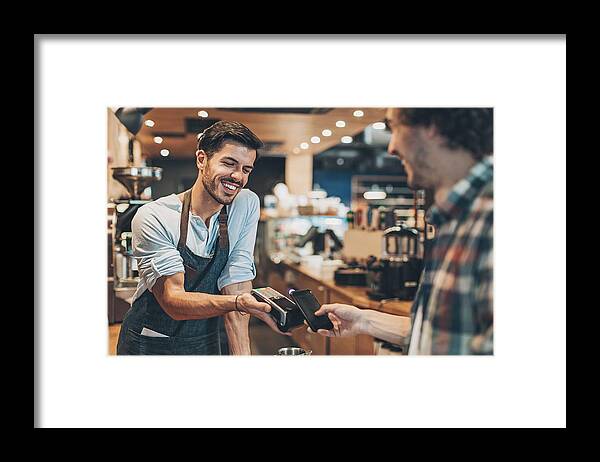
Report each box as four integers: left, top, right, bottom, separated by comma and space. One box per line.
426, 155, 493, 227
161, 194, 221, 229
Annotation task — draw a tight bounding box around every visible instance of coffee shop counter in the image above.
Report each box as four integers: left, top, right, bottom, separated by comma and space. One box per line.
266, 259, 413, 355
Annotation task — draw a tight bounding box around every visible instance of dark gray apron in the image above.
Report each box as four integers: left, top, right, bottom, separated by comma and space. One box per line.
117, 190, 230, 355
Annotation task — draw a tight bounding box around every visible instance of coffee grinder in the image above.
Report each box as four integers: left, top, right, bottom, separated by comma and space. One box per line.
110, 166, 163, 289
367, 223, 423, 301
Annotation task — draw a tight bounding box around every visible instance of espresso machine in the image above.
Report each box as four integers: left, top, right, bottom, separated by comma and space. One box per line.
366, 223, 423, 301
295, 225, 344, 257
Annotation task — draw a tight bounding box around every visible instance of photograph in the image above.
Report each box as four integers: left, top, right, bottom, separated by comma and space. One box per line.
107, 107, 494, 356
36, 35, 565, 428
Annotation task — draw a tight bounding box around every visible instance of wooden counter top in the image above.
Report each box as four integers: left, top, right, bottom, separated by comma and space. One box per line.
277, 260, 413, 317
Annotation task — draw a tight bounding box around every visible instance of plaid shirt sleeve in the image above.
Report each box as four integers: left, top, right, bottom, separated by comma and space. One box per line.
469, 207, 494, 354
414, 157, 494, 355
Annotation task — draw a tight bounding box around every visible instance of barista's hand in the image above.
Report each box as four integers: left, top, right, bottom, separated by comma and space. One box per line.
235, 293, 293, 336
309, 303, 366, 338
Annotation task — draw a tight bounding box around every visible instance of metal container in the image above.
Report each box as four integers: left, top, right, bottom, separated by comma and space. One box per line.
276, 347, 312, 356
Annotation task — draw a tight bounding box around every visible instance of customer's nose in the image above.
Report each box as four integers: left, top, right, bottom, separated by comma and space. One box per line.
387, 143, 400, 159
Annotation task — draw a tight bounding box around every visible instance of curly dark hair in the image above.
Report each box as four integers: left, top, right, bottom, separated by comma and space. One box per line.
398, 108, 493, 160
197, 120, 264, 159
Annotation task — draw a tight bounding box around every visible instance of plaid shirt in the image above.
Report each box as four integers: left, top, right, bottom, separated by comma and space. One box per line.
407, 156, 493, 355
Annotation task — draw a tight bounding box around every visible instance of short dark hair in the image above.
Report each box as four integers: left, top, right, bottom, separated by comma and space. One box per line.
398, 108, 493, 160
197, 120, 264, 159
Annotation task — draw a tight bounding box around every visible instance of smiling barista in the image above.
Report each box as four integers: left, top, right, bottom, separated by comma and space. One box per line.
117, 121, 288, 355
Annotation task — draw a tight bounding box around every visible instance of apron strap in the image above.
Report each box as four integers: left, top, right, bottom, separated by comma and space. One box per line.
218, 205, 229, 250
177, 189, 192, 251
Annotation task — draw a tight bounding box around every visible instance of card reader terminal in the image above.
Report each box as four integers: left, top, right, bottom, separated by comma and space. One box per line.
251, 287, 305, 332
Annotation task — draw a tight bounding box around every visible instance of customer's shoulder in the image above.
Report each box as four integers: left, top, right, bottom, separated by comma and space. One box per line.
474, 183, 493, 211
466, 184, 493, 233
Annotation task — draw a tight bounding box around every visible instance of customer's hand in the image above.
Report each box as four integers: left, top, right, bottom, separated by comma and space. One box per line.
235, 293, 292, 336
309, 303, 366, 338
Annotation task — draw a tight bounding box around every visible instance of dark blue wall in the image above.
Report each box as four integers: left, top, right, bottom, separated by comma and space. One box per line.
312, 169, 353, 207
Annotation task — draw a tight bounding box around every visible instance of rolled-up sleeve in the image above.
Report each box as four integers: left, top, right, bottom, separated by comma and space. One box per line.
217, 193, 260, 291
131, 206, 184, 292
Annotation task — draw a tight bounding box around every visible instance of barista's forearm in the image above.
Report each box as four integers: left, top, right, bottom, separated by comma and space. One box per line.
158, 288, 237, 321
222, 281, 252, 355
362, 310, 411, 345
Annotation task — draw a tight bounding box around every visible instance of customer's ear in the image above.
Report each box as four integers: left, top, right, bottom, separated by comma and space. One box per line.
423, 124, 439, 141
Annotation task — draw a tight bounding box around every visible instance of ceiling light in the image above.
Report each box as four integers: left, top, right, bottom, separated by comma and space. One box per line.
353, 110, 364, 118
153, 136, 163, 144
341, 136, 353, 144
160, 149, 170, 157
322, 129, 332, 137
311, 136, 321, 144
300, 142, 309, 149
363, 191, 387, 200
336, 120, 346, 128
198, 110, 209, 118
372, 122, 386, 130
292, 147, 301, 154
144, 119, 155, 127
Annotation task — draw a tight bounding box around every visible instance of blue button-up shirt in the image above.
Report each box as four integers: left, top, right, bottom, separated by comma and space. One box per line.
130, 189, 260, 304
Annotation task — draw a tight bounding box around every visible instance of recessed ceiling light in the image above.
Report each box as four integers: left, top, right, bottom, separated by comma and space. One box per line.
160, 149, 170, 157
300, 142, 309, 150
336, 120, 346, 128
372, 122, 386, 130
322, 129, 332, 137
353, 110, 364, 118
310, 136, 321, 144
198, 110, 209, 118
144, 119, 155, 127
153, 136, 163, 144
341, 136, 353, 144
292, 147, 301, 154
